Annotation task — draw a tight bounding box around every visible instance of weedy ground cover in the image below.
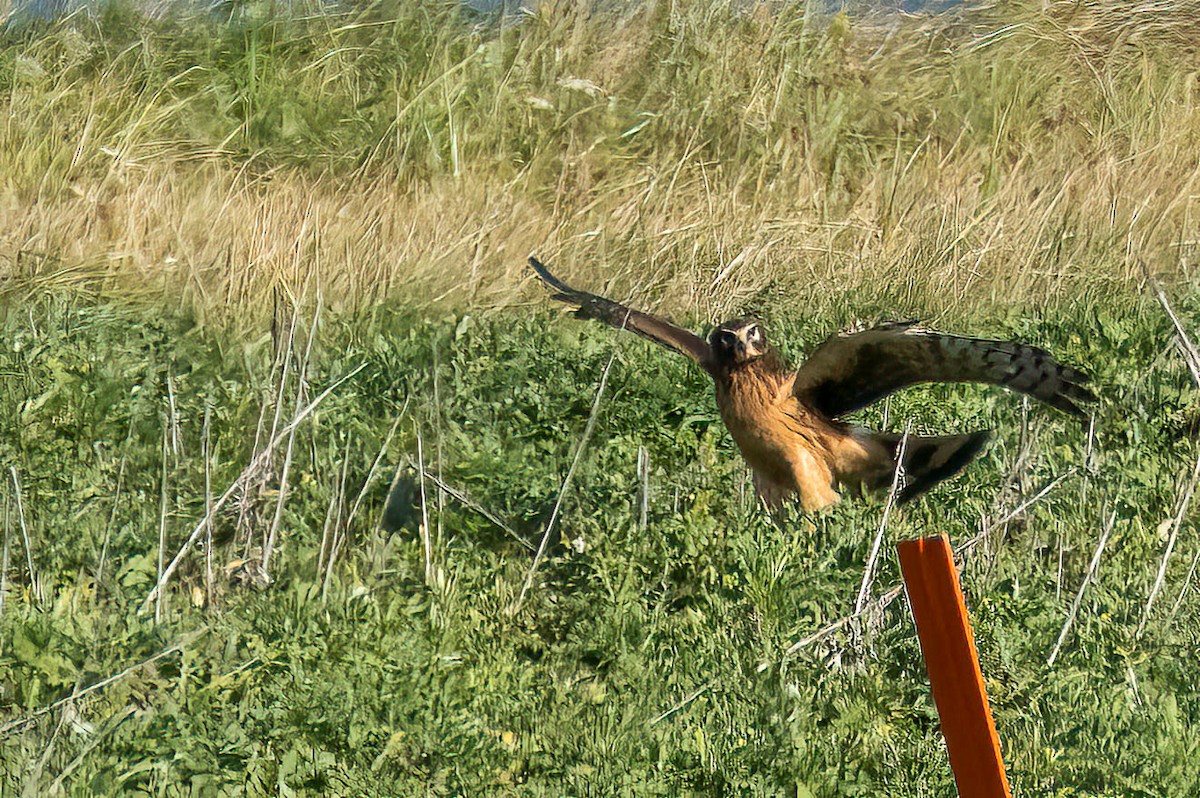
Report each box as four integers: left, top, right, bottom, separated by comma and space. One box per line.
0, 287, 1198, 796
2, 0, 1200, 795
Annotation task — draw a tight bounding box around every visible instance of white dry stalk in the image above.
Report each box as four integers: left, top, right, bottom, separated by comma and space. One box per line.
1019, 395, 1031, 474
47, 706, 137, 794
854, 424, 911, 617
1167, 541, 1200, 624
260, 432, 299, 581
1138, 449, 1200, 635
346, 409, 407, 532
981, 396, 1038, 570
9, 467, 40, 604
266, 299, 300, 463
650, 680, 714, 725
96, 408, 139, 588
1, 494, 9, 618
27, 687, 73, 793
1149, 277, 1200, 629
412, 465, 533, 552
1084, 412, 1097, 472
237, 331, 288, 551
0, 633, 199, 737
432, 344, 445, 554
240, 300, 298, 556
1150, 278, 1200, 389
156, 423, 169, 624
316, 466, 340, 585
95, 414, 134, 591
260, 303, 312, 568
1020, 395, 1036, 561
417, 426, 434, 588
785, 584, 907, 657
315, 436, 343, 595
1073, 414, 1098, 586
637, 445, 650, 532
202, 403, 214, 608
139, 363, 365, 613
784, 469, 1074, 659
512, 353, 616, 616
1047, 509, 1117, 667
262, 297, 321, 579
958, 469, 1078, 558
321, 441, 351, 605
1056, 534, 1066, 604
166, 369, 181, 464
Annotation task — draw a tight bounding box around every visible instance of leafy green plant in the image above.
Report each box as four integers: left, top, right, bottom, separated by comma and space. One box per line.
0, 285, 1197, 795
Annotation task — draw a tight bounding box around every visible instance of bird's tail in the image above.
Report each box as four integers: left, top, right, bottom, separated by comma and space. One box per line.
865, 429, 992, 504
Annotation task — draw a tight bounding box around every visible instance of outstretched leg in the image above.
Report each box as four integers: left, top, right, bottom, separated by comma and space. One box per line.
752, 470, 792, 511
787, 446, 841, 511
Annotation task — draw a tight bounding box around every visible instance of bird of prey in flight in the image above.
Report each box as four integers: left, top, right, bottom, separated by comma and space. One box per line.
529, 257, 1095, 510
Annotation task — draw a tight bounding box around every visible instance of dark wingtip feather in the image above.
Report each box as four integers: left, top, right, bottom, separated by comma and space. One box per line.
1050, 375, 1098, 421
1044, 358, 1098, 419
1079, 384, 1099, 404
1050, 395, 1086, 418
530, 256, 594, 314
529, 256, 575, 296
1061, 382, 1098, 404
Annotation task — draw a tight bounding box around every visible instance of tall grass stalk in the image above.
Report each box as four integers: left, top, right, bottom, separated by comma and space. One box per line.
8, 468, 40, 604
854, 423, 909, 618
2, 1, 1198, 323
511, 351, 615, 616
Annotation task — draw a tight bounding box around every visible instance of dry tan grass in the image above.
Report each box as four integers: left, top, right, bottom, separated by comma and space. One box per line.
2, 0, 1199, 325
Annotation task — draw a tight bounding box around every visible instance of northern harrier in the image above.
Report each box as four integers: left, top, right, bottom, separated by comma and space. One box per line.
530, 257, 1096, 510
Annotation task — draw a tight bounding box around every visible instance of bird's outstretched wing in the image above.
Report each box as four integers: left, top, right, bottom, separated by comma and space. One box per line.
529, 257, 715, 372
792, 321, 1097, 419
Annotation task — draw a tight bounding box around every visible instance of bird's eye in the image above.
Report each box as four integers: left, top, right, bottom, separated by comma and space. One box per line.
747, 325, 761, 342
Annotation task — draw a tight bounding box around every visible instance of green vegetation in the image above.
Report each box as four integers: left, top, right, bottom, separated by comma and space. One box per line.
2, 0, 1200, 795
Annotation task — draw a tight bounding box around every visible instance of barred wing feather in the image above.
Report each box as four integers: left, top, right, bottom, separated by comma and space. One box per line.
792, 321, 1097, 419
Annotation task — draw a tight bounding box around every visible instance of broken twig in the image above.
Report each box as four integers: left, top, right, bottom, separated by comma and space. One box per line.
139, 364, 366, 613
1138, 449, 1200, 635
511, 354, 615, 615
1048, 509, 1117, 666
855, 424, 911, 616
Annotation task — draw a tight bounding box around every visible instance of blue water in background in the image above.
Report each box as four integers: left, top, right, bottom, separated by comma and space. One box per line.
7, 0, 963, 24
464, 0, 966, 13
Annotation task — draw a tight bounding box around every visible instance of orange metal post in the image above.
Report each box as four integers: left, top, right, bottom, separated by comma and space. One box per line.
897, 534, 1012, 798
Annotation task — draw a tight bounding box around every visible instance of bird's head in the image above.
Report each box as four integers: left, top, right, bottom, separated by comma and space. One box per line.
709, 319, 769, 367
